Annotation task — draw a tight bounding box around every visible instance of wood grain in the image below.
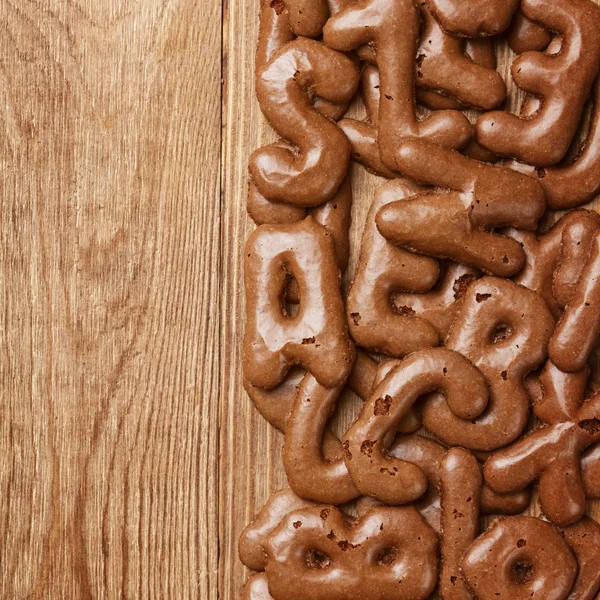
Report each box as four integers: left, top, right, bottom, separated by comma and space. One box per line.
220, 2, 600, 600
0, 0, 221, 597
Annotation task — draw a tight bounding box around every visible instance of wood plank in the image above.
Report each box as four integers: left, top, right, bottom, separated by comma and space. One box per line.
221, 2, 600, 599
0, 1, 221, 597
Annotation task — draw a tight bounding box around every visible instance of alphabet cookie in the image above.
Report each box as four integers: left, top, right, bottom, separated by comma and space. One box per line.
344, 347, 489, 504
562, 517, 600, 600
484, 392, 600, 526
346, 179, 441, 357
424, 0, 519, 37
241, 573, 273, 600
439, 448, 482, 600
243, 217, 354, 391
416, 4, 506, 110
323, 0, 472, 172
461, 516, 577, 600
250, 38, 359, 206
550, 230, 600, 373
263, 505, 439, 600
476, 0, 600, 166
422, 277, 555, 451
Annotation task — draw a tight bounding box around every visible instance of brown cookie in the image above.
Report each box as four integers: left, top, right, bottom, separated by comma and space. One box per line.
241, 573, 273, 600
263, 505, 439, 600
243, 217, 354, 391
344, 347, 489, 504
323, 0, 472, 173
346, 179, 441, 357
461, 516, 577, 600
476, 0, 600, 166
484, 393, 600, 526
250, 38, 359, 206
562, 517, 600, 600
424, 0, 519, 37
505, 10, 551, 55
422, 277, 555, 451
550, 230, 600, 373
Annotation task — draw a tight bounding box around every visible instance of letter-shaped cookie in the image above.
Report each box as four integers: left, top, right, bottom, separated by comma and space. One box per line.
439, 448, 482, 600
384, 141, 546, 270
250, 39, 359, 206
476, 0, 600, 166
323, 0, 472, 172
461, 517, 577, 600
550, 230, 600, 373
284, 373, 359, 503
562, 517, 600, 600
263, 505, 439, 600
534, 77, 600, 209
484, 393, 600, 526
416, 5, 506, 110
422, 277, 555, 450
243, 217, 353, 390
344, 347, 489, 504
424, 0, 519, 37
346, 179, 441, 357
506, 209, 600, 318
239, 488, 317, 571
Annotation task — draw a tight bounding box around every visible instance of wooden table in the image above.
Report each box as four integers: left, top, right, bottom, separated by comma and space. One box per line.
1, 1, 598, 598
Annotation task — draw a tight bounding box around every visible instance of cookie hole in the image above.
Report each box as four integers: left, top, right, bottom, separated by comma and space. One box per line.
491, 324, 513, 344
376, 546, 398, 565
579, 418, 600, 435
511, 560, 534, 584
305, 549, 332, 570
282, 274, 299, 316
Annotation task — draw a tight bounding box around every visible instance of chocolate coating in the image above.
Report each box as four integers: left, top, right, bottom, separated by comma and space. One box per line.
506, 10, 551, 55
550, 230, 600, 373
461, 516, 577, 600
324, 0, 472, 173
250, 38, 359, 206
241, 573, 273, 600
264, 505, 439, 600
484, 393, 600, 526
422, 277, 555, 451
346, 179, 441, 357
476, 0, 600, 166
243, 217, 354, 391
344, 347, 489, 504
439, 448, 482, 600
424, 0, 519, 37
563, 517, 600, 600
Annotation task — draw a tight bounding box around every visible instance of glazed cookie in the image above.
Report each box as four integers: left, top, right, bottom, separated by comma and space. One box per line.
562, 517, 600, 600
461, 516, 577, 600
582, 443, 600, 499
476, 0, 600, 166
424, 0, 519, 37
531, 77, 600, 209
416, 4, 506, 110
439, 448, 482, 600
506, 10, 551, 55
243, 217, 354, 391
346, 179, 442, 357
323, 0, 472, 173
506, 209, 600, 318
284, 373, 359, 504
344, 347, 489, 504
385, 141, 546, 272
338, 66, 399, 180
248, 176, 352, 278
484, 392, 600, 526
549, 230, 600, 373
263, 505, 439, 600
239, 488, 317, 571
250, 38, 359, 206
422, 277, 555, 451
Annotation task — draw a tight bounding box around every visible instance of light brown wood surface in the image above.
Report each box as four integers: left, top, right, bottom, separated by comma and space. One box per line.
1, 0, 599, 598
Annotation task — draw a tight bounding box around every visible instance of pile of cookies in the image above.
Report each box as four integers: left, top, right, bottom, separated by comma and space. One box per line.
240, 0, 600, 598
